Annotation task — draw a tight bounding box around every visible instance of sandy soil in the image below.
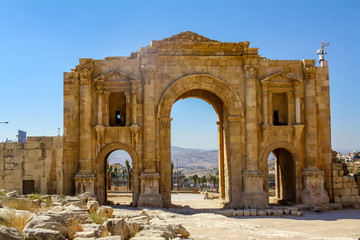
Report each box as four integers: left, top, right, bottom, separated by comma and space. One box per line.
110, 193, 360, 240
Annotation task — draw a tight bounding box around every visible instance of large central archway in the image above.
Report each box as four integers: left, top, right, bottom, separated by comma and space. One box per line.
157, 74, 244, 208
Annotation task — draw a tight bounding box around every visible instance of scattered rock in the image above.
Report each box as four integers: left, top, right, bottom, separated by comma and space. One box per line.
96, 237, 123, 240
234, 210, 243, 216
257, 210, 267, 216
0, 225, 22, 240
75, 192, 91, 203
171, 224, 190, 238
87, 201, 98, 214
311, 206, 322, 212
103, 218, 130, 239
98, 206, 114, 218
329, 203, 343, 210
5, 191, 18, 198
272, 210, 284, 217
243, 210, 251, 216
22, 228, 66, 240
291, 210, 303, 217
127, 215, 149, 237
249, 209, 257, 216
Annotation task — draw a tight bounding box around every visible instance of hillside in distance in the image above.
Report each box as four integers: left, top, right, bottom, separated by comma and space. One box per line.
171, 146, 218, 168
109, 146, 276, 168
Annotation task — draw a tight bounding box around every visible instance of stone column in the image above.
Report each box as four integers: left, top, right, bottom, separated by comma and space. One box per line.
268, 91, 273, 125
227, 116, 243, 208
241, 66, 267, 208
74, 59, 96, 195
125, 91, 131, 126
131, 90, 137, 125
262, 84, 269, 125
304, 67, 318, 169
103, 91, 110, 126
301, 66, 329, 204
97, 90, 103, 125
295, 97, 301, 124
217, 121, 225, 199
138, 65, 162, 208
159, 117, 172, 207
287, 91, 294, 125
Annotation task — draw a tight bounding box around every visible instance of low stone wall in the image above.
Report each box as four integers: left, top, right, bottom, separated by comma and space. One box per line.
0, 137, 63, 195
332, 162, 360, 206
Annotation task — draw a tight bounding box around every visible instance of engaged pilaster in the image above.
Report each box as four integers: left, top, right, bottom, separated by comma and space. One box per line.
241, 65, 267, 208
301, 64, 328, 204
74, 59, 96, 195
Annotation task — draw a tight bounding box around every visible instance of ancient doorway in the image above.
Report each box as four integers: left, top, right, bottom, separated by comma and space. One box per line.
104, 149, 134, 205
170, 97, 222, 209
267, 148, 296, 205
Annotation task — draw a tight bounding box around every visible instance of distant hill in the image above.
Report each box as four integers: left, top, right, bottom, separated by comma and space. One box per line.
109, 146, 276, 168
171, 146, 218, 168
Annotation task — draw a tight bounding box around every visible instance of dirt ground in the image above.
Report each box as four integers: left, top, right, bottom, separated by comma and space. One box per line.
109, 193, 360, 240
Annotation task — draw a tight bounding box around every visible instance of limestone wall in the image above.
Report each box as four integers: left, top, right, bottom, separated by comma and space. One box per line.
0, 136, 63, 195
332, 162, 360, 206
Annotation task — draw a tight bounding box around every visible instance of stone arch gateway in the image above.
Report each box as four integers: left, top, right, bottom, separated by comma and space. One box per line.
63, 31, 332, 207
157, 74, 244, 207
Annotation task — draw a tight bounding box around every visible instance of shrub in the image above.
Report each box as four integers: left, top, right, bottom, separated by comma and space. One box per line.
0, 191, 5, 197
66, 218, 84, 240
2, 198, 49, 212
0, 210, 28, 232
27, 194, 52, 205
90, 212, 107, 224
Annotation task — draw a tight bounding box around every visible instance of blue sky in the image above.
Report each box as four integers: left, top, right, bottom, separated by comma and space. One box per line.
0, 0, 359, 151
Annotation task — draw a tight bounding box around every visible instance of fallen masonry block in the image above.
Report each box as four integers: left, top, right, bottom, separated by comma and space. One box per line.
249, 209, 257, 216
310, 206, 322, 212
243, 210, 251, 216
291, 210, 303, 217
272, 210, 284, 217
234, 210, 244, 216
265, 210, 273, 216
283, 209, 290, 215
256, 210, 267, 216
329, 203, 343, 210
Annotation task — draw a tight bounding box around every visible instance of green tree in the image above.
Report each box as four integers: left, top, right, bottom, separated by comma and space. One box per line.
125, 160, 132, 191
201, 176, 207, 185
114, 167, 118, 177
191, 174, 199, 188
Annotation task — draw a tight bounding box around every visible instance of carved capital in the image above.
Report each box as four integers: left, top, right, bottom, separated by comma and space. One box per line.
244, 65, 258, 80
304, 67, 316, 79
78, 59, 95, 81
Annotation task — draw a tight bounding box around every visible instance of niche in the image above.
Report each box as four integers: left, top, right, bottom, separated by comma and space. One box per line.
109, 92, 126, 126
272, 93, 288, 125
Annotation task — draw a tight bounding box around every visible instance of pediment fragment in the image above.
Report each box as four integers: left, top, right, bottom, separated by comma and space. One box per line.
260, 72, 301, 84
160, 31, 218, 43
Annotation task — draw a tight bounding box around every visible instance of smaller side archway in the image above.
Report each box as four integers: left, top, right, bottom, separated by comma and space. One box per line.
96, 143, 140, 205
261, 142, 299, 205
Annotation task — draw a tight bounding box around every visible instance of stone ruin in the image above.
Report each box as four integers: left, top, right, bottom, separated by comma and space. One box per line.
1, 31, 359, 209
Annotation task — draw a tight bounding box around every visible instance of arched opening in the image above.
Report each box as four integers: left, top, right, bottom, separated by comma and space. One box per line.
267, 148, 296, 205
157, 74, 244, 208
169, 90, 225, 209
105, 150, 133, 205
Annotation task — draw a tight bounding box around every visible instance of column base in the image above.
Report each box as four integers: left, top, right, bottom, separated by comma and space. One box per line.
301, 168, 329, 204
138, 172, 163, 208
241, 170, 267, 209
74, 172, 96, 195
